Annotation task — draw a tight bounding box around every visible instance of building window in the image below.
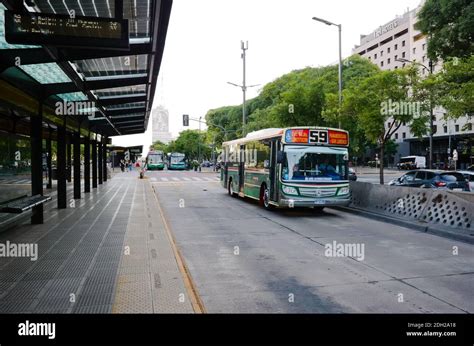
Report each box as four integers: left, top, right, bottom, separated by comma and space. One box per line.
381, 61, 384, 67
413, 47, 416, 54
402, 52, 406, 58
387, 58, 391, 64
455, 125, 460, 132
395, 133, 399, 140
402, 132, 406, 139
374, 53, 377, 59
422, 55, 426, 62
388, 47, 391, 53
402, 63, 406, 68
395, 44, 398, 50
402, 40, 406, 47
432, 125, 437, 134
422, 43, 426, 51
467, 123, 473, 131
381, 50, 383, 56
403, 122, 406, 126
394, 54, 398, 61
444, 126, 448, 133
368, 56, 371, 60
395, 66, 398, 69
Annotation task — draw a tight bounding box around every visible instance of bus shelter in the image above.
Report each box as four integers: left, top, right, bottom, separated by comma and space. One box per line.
0, 0, 172, 225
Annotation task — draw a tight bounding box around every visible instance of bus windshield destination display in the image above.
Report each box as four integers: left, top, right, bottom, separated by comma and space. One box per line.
5, 11, 129, 49
285, 129, 348, 146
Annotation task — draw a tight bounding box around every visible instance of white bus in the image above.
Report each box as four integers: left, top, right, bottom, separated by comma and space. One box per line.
221, 127, 351, 210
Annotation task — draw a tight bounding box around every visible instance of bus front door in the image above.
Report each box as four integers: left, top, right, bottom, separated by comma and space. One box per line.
239, 145, 245, 193
269, 140, 279, 202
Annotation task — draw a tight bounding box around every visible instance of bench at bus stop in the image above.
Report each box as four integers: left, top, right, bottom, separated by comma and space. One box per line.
0, 194, 51, 214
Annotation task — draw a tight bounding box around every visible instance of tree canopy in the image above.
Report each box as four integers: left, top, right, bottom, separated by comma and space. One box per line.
416, 0, 474, 60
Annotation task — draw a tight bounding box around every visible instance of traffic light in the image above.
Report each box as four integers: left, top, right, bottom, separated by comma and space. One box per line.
183, 114, 189, 126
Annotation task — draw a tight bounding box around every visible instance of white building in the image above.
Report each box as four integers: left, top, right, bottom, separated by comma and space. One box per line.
151, 105, 173, 144
352, 2, 473, 168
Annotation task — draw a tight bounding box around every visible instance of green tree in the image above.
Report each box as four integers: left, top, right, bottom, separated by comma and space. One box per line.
171, 129, 211, 161
151, 140, 168, 152
438, 56, 474, 118
415, 0, 474, 60
322, 55, 381, 160
347, 69, 415, 184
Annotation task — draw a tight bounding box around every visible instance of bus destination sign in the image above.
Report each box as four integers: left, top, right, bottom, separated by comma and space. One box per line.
4, 11, 129, 50
285, 128, 349, 146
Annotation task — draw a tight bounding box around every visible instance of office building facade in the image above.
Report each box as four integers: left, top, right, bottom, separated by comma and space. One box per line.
352, 3, 473, 168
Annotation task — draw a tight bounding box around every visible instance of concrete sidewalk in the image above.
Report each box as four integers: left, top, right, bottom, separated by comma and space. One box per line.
0, 173, 196, 313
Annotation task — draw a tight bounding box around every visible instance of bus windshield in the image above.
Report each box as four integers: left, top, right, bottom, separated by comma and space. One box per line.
170, 154, 185, 164
148, 153, 163, 164
282, 146, 348, 181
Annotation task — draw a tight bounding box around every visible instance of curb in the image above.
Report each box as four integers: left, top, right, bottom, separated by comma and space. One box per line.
150, 181, 206, 313
335, 206, 474, 245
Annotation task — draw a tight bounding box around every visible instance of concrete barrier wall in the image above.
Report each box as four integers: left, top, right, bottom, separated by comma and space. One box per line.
350, 182, 474, 236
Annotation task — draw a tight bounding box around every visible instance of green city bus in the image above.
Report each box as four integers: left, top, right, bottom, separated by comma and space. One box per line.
168, 152, 187, 170
221, 127, 351, 210
146, 150, 165, 170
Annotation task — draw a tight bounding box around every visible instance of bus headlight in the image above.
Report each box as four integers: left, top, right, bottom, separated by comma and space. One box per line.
282, 185, 298, 195
338, 187, 350, 196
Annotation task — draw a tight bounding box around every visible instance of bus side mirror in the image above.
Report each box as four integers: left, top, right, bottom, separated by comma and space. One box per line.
264, 160, 270, 169
277, 151, 285, 164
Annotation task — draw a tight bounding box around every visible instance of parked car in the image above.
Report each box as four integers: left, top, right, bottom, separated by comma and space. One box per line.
388, 170, 468, 191
348, 167, 357, 181
201, 161, 211, 167
458, 171, 474, 192
397, 156, 426, 170
467, 165, 474, 172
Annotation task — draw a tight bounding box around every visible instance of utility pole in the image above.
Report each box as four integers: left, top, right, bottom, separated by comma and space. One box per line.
228, 41, 259, 136
198, 116, 202, 172
428, 60, 434, 169
396, 58, 435, 168
242, 40, 247, 135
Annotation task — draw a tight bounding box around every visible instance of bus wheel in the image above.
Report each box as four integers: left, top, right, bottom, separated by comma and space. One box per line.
228, 179, 235, 197
260, 184, 273, 210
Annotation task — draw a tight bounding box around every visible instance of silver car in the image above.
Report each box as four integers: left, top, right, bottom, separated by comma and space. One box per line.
458, 171, 474, 192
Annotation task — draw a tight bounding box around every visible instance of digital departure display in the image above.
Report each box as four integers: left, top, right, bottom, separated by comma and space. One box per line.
4, 11, 129, 50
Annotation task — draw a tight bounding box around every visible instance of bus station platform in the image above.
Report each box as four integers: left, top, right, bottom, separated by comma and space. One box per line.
0, 173, 195, 313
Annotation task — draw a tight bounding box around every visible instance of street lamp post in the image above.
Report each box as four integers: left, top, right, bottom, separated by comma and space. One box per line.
312, 16, 342, 129
228, 41, 260, 136
198, 116, 202, 172
396, 58, 434, 168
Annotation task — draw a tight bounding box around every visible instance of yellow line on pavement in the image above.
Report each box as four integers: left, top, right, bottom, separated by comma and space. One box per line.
150, 181, 206, 313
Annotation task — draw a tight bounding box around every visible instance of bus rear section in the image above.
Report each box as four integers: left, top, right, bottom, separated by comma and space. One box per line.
221, 127, 351, 209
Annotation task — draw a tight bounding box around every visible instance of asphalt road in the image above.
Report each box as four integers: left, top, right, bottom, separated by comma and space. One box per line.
148, 169, 473, 313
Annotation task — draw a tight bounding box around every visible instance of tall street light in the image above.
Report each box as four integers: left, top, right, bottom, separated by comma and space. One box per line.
228, 41, 260, 136
312, 16, 342, 129
396, 57, 434, 168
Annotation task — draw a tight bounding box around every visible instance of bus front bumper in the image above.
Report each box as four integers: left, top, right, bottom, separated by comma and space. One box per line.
278, 196, 351, 208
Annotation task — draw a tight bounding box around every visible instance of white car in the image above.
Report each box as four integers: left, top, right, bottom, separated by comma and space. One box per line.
458, 171, 474, 192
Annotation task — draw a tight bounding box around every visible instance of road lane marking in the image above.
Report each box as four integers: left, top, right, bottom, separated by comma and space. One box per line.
172, 177, 180, 181
161, 177, 169, 181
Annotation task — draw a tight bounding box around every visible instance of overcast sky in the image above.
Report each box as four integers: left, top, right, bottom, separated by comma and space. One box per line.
113, 0, 422, 155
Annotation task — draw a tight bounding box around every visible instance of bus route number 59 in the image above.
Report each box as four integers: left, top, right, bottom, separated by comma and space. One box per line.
309, 130, 328, 144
